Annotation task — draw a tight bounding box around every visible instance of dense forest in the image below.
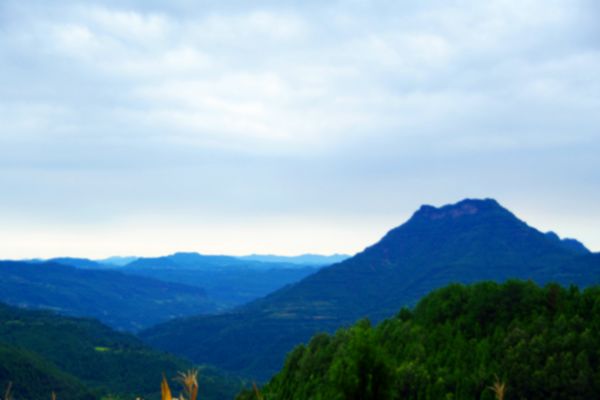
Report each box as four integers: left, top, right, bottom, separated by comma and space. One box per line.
0, 303, 244, 400
0, 345, 96, 400
239, 281, 600, 400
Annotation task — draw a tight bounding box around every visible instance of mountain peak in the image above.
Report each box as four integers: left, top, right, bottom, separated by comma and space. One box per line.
413, 198, 504, 221
545, 231, 590, 254
142, 198, 600, 380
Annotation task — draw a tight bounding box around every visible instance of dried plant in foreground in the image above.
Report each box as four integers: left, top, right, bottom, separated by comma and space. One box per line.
161, 374, 173, 400
488, 375, 506, 400
3, 382, 12, 400
176, 369, 199, 400
252, 382, 264, 400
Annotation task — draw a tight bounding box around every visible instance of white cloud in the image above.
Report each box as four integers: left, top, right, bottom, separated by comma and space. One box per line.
87, 6, 170, 41
0, 0, 599, 256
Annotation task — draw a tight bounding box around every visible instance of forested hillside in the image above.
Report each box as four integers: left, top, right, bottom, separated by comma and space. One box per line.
240, 281, 600, 400
0, 345, 95, 400
0, 303, 243, 400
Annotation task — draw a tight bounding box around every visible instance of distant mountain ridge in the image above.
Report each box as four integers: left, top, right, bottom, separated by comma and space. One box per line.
125, 252, 340, 270
96, 256, 138, 266
126, 252, 244, 270
0, 261, 217, 331
27, 253, 346, 269
238, 254, 350, 265
121, 252, 322, 308
16, 252, 333, 315
49, 257, 104, 269
141, 198, 600, 380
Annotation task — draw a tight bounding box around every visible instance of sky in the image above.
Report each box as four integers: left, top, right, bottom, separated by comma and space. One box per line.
1, 0, 599, 258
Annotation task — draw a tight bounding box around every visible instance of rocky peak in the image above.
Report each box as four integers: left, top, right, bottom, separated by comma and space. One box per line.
413, 198, 503, 221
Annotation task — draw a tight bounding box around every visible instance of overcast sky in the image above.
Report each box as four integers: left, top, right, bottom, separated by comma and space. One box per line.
1, 0, 599, 258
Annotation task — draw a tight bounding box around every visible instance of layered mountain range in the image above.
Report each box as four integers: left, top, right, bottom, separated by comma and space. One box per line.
120, 253, 323, 307
0, 253, 338, 330
140, 198, 600, 380
0, 261, 216, 331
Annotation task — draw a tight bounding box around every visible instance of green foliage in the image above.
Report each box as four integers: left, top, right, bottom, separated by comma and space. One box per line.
0, 346, 96, 400
0, 303, 244, 400
248, 281, 600, 400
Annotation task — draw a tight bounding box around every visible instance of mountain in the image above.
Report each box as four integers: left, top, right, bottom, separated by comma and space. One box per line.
48, 257, 105, 269
121, 252, 322, 308
140, 198, 600, 380
126, 252, 243, 270
123, 266, 319, 308
33, 257, 137, 269
96, 256, 139, 266
0, 261, 218, 331
0, 302, 243, 400
544, 231, 590, 254
239, 281, 600, 400
20, 252, 324, 312
126, 252, 326, 271
237, 254, 350, 265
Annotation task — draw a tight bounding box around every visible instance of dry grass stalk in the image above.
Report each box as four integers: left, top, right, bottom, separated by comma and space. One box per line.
252, 382, 264, 400
488, 375, 506, 400
176, 369, 199, 400
161, 374, 173, 400
3, 382, 12, 400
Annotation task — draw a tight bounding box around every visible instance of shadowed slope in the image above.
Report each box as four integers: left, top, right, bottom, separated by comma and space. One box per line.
0, 261, 217, 331
141, 199, 600, 380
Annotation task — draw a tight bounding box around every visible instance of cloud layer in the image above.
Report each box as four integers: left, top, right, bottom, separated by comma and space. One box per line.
1, 0, 599, 257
